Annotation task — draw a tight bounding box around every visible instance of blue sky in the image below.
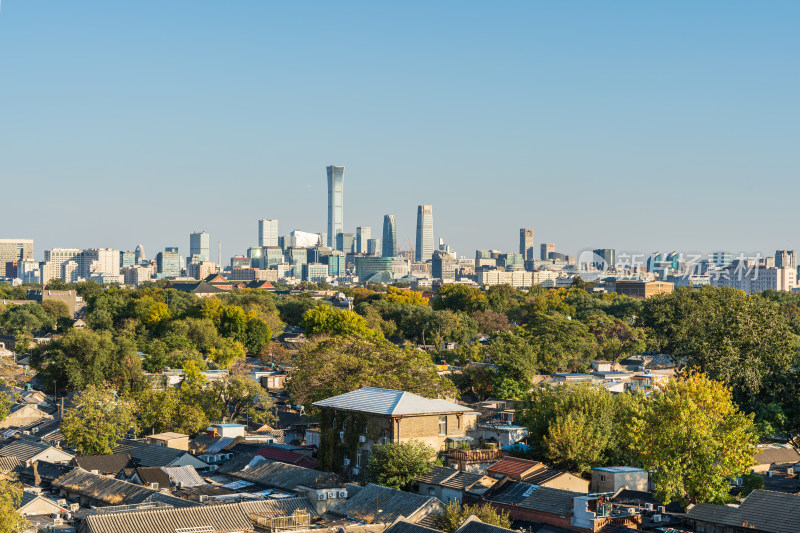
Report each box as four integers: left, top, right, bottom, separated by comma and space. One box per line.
2, 2, 799, 261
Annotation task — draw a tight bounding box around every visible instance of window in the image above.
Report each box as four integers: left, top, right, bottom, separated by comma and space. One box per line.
428, 487, 435, 496
439, 416, 447, 436
600, 475, 605, 482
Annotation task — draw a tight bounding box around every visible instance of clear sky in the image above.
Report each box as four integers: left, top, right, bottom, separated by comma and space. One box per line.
2, 1, 799, 261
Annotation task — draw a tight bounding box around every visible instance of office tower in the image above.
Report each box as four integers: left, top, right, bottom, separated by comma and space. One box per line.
367, 238, 381, 256
776, 250, 797, 270
248, 247, 264, 269
42, 248, 82, 282
290, 230, 320, 248
499, 253, 525, 271
382, 214, 397, 257
415, 205, 434, 262
432, 250, 457, 281
541, 243, 556, 260
190, 231, 210, 263
336, 233, 354, 253
592, 249, 616, 270
356, 226, 371, 254
711, 252, 733, 268
120, 251, 136, 269
0, 239, 34, 277
135, 244, 146, 264
355, 256, 394, 281
79, 248, 121, 279
156, 248, 182, 278
519, 228, 534, 261
326, 165, 345, 247
258, 219, 279, 247
264, 247, 284, 268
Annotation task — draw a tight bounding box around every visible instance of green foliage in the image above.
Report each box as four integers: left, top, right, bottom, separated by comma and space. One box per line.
0, 478, 28, 533
740, 472, 765, 497
288, 335, 458, 412
0, 387, 10, 424
132, 387, 209, 435
208, 338, 246, 369
433, 501, 511, 533
385, 286, 429, 306
61, 385, 138, 455
630, 372, 758, 505
365, 440, 435, 490
302, 305, 381, 338
0, 303, 55, 338
433, 284, 488, 313
584, 315, 647, 362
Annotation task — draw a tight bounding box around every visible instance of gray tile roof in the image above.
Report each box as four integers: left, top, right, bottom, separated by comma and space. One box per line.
385, 518, 443, 533
228, 460, 339, 491
80, 497, 317, 533
686, 490, 800, 533
486, 482, 579, 516
313, 387, 472, 416
0, 455, 24, 473
440, 471, 486, 492
417, 466, 460, 485
74, 454, 135, 475
455, 516, 514, 533
330, 483, 442, 523
754, 445, 800, 466
416, 467, 485, 492
0, 438, 69, 462
52, 468, 194, 508
113, 439, 199, 467
162, 465, 206, 488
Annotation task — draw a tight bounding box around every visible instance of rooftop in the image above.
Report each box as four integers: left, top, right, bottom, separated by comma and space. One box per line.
313, 387, 472, 416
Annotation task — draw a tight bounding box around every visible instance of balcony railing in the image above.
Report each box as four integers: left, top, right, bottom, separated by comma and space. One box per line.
447, 448, 503, 462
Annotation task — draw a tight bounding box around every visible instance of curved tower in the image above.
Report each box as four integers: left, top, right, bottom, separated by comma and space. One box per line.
382, 214, 397, 257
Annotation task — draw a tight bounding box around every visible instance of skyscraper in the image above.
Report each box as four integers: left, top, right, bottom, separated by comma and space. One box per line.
190, 231, 210, 262
415, 205, 434, 262
382, 214, 397, 258
775, 250, 797, 270
0, 239, 33, 277
541, 243, 555, 260
326, 165, 345, 247
135, 244, 146, 263
258, 219, 279, 247
519, 228, 534, 261
356, 226, 371, 254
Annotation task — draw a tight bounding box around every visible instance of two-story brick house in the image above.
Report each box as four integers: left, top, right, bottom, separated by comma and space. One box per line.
313, 387, 477, 477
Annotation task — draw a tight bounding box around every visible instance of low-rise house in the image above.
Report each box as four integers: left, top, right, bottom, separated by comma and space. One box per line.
113, 439, 208, 470
752, 445, 800, 473
0, 403, 53, 429
16, 489, 68, 517
626, 372, 670, 393
80, 497, 318, 533
313, 387, 477, 477
414, 466, 496, 504
487, 457, 589, 493
118, 466, 172, 490
146, 431, 190, 450
162, 465, 207, 488
71, 454, 135, 476
330, 483, 443, 525
591, 467, 649, 493
51, 468, 195, 509
256, 445, 318, 468
445, 448, 504, 474
0, 438, 73, 466
686, 489, 800, 533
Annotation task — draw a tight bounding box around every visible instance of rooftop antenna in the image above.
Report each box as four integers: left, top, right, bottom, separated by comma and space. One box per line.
218, 240, 222, 270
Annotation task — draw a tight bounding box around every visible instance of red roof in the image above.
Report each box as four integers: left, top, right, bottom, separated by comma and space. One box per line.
255, 447, 318, 469
487, 457, 545, 480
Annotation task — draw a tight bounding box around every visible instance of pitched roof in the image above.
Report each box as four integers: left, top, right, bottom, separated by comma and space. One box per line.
330, 483, 441, 523
486, 457, 544, 479
165, 280, 227, 294
113, 439, 201, 467
0, 438, 71, 462
686, 490, 800, 533
385, 518, 444, 533
131, 467, 172, 489
313, 387, 472, 416
80, 497, 317, 533
162, 465, 206, 488
228, 460, 339, 491
256, 446, 318, 468
754, 445, 800, 466
485, 481, 580, 516
454, 516, 515, 533
51, 468, 194, 507
417, 466, 461, 485
0, 455, 24, 474
74, 454, 135, 475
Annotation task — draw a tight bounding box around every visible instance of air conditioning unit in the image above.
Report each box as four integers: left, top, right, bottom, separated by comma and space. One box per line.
352, 468, 360, 475
199, 495, 209, 503
339, 431, 345, 439
652, 514, 661, 523
327, 491, 336, 499
657, 506, 665, 514
69, 503, 80, 512
339, 490, 348, 498
32, 427, 39, 434
149, 483, 159, 489
57, 499, 67, 506
90, 470, 99, 475
317, 493, 327, 501
53, 518, 64, 526
644, 503, 653, 511
735, 477, 743, 486
343, 458, 351, 467
359, 435, 367, 443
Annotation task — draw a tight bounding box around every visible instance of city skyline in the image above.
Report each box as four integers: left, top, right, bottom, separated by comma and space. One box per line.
2, 3, 799, 257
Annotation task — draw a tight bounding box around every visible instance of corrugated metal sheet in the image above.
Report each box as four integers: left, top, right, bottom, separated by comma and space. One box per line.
228, 460, 338, 491
330, 483, 441, 523
313, 387, 472, 416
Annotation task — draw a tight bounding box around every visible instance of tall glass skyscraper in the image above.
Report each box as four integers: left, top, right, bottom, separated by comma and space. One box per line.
519, 228, 534, 261
326, 165, 345, 248
356, 226, 371, 254
382, 214, 397, 257
415, 205, 434, 262
258, 219, 279, 247
189, 231, 210, 262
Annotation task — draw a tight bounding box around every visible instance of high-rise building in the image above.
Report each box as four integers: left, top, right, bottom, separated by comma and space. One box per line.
775, 250, 797, 270
592, 249, 616, 270
120, 251, 136, 269
190, 231, 210, 263
415, 205, 434, 262
135, 244, 146, 264
79, 248, 121, 279
336, 233, 354, 254
382, 214, 397, 258
258, 219, 279, 247
0, 239, 33, 277
264, 247, 284, 268
42, 248, 82, 282
356, 226, 371, 254
326, 165, 345, 247
367, 238, 381, 256
519, 228, 534, 261
156, 248, 182, 278
541, 243, 556, 260
432, 250, 457, 281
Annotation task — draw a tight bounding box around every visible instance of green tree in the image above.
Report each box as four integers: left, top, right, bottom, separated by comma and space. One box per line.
0, 303, 55, 338
244, 315, 271, 354
217, 373, 275, 425
61, 385, 138, 455
0, 478, 28, 533
208, 338, 246, 369
630, 372, 758, 505
365, 440, 435, 490
288, 335, 458, 412
584, 315, 647, 362
132, 388, 209, 435
433, 284, 488, 313
433, 501, 511, 533
302, 305, 380, 338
